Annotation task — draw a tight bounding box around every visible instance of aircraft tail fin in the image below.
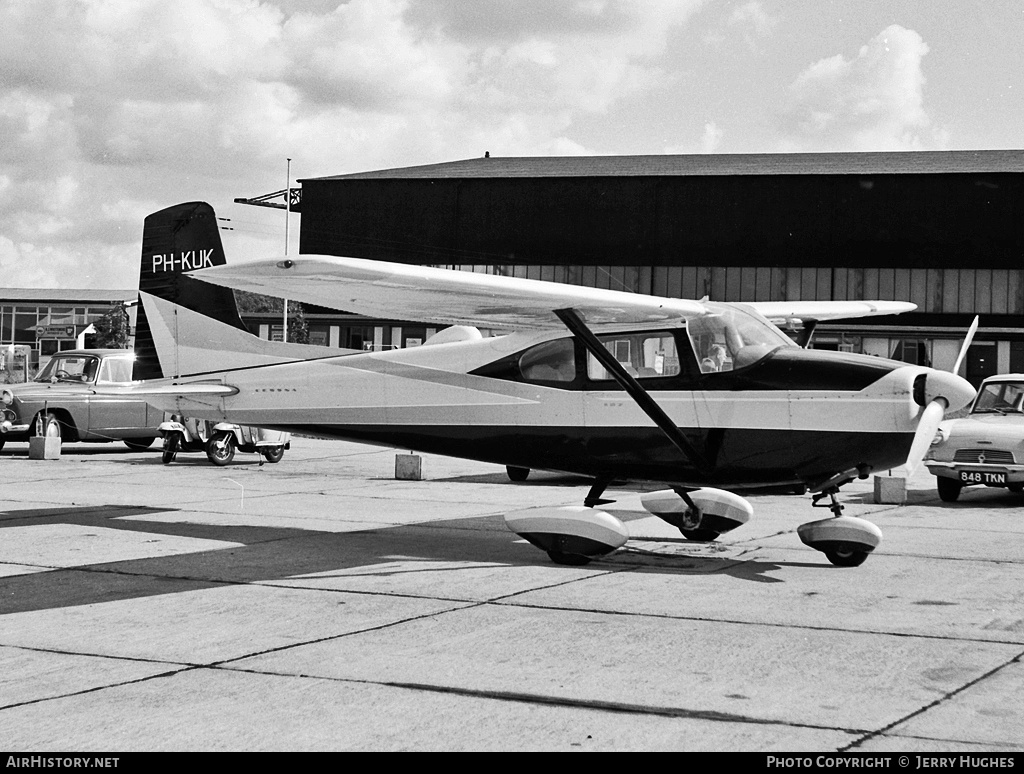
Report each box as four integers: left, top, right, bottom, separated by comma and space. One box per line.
134, 201, 347, 381
134, 202, 246, 380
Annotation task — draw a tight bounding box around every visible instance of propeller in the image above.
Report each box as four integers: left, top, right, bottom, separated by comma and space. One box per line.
903, 316, 979, 476
952, 315, 979, 377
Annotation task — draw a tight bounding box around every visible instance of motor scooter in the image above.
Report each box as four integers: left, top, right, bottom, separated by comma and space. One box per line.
205, 422, 289, 466
159, 415, 289, 466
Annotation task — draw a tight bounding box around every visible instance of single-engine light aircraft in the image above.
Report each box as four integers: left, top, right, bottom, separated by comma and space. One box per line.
125, 202, 975, 568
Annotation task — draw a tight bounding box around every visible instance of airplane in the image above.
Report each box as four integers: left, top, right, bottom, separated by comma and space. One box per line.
123, 201, 976, 569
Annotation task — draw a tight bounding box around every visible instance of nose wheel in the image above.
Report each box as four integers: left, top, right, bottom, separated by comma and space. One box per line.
799, 487, 882, 567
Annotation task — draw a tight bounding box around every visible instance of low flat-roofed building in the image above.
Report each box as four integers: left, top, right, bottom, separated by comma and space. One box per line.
1, 289, 137, 378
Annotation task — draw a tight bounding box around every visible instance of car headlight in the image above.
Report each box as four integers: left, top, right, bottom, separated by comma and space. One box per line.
1, 389, 12, 406
930, 428, 949, 446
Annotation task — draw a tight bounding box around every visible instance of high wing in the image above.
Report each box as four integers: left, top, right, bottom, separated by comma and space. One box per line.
192, 254, 916, 330
193, 255, 705, 330
748, 300, 916, 324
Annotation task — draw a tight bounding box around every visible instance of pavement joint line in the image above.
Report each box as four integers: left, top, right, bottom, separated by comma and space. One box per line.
224, 671, 874, 736
0, 662, 202, 713
840, 649, 1024, 752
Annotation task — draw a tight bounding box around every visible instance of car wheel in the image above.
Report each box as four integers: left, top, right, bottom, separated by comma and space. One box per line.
124, 437, 157, 451
38, 412, 62, 440
937, 477, 962, 502
206, 433, 235, 466
262, 446, 285, 463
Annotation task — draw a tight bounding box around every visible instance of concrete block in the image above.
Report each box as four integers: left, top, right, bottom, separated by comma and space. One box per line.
873, 475, 906, 504
395, 453, 422, 480
28, 436, 61, 460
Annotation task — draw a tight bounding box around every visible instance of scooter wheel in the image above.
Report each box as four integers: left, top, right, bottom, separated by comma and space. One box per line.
262, 446, 285, 463
161, 435, 179, 465
206, 433, 235, 466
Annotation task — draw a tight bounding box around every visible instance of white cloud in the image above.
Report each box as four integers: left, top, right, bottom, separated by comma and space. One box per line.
780, 25, 946, 152
728, 1, 775, 43
701, 121, 724, 153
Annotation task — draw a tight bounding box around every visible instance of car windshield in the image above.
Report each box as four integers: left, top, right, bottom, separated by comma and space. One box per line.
686, 302, 795, 374
34, 355, 100, 384
972, 381, 1024, 414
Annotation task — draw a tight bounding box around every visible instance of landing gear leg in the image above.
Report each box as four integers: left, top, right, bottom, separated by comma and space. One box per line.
811, 486, 845, 518
584, 477, 614, 508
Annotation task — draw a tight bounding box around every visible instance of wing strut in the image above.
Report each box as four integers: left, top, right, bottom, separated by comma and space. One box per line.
554, 308, 710, 476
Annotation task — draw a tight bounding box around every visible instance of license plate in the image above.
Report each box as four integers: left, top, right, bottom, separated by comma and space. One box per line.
959, 471, 1007, 485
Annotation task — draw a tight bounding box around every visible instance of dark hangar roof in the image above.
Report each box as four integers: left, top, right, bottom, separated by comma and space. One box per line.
304, 150, 1024, 181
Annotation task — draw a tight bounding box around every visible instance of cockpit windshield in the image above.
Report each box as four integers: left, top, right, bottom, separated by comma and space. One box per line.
687, 303, 794, 374
972, 381, 1024, 414
34, 355, 100, 384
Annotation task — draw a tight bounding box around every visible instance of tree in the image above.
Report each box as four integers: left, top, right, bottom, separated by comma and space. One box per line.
92, 303, 131, 349
234, 290, 309, 344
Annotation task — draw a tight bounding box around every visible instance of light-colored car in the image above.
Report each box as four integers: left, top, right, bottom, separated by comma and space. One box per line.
925, 373, 1024, 502
0, 349, 161, 451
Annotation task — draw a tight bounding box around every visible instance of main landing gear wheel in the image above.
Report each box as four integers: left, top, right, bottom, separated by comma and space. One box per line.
546, 550, 591, 566
506, 465, 530, 482
937, 477, 962, 502
680, 528, 720, 542
824, 547, 869, 567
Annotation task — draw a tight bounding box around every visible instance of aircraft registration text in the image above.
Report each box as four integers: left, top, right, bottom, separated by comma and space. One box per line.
151, 250, 215, 273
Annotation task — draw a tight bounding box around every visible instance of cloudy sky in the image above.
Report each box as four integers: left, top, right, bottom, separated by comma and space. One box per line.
2, 0, 1021, 290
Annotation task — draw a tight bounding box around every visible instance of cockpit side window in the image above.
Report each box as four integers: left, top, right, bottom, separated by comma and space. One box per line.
518, 338, 577, 383
687, 303, 793, 374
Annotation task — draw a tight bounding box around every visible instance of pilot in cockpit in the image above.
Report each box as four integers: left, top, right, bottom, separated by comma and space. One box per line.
700, 343, 728, 373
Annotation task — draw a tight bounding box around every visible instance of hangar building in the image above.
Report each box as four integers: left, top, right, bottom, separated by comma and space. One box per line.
284, 150, 1024, 386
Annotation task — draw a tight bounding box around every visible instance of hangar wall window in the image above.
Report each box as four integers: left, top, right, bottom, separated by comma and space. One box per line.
891, 339, 931, 367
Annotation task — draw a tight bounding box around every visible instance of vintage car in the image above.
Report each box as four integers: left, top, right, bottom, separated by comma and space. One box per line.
0, 349, 161, 451
925, 373, 1024, 501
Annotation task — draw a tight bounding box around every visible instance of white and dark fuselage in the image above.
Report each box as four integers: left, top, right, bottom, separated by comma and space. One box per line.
154, 327, 926, 491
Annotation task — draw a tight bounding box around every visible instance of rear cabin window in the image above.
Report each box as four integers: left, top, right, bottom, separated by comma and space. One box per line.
587, 333, 681, 380
518, 339, 577, 382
